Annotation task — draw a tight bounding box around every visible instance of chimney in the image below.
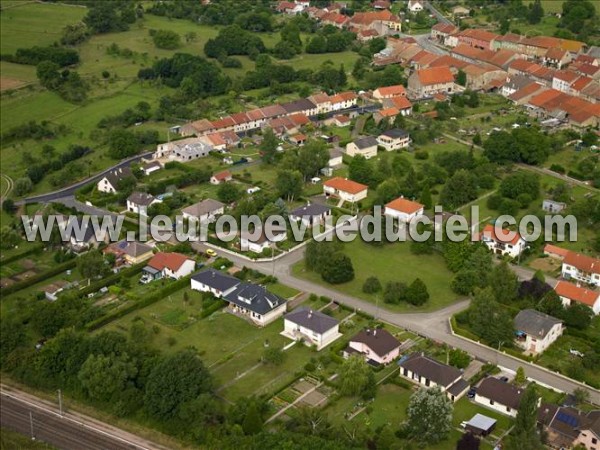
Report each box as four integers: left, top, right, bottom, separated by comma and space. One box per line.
308, 309, 313, 319
373, 329, 377, 336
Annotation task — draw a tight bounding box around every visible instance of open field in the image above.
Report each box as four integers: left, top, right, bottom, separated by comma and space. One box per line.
293, 239, 459, 312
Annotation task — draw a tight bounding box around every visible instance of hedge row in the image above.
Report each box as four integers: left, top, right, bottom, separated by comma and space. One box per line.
86, 277, 191, 331
0, 243, 44, 265
200, 299, 227, 318
1, 258, 77, 296
78, 261, 146, 297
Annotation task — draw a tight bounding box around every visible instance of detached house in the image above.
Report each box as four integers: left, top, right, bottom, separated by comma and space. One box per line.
141, 252, 195, 283
344, 328, 401, 365
224, 282, 287, 327
181, 199, 225, 223
323, 177, 368, 203
191, 268, 240, 298
210, 170, 232, 185
573, 410, 600, 450
290, 203, 332, 226
382, 96, 413, 116
407, 0, 424, 12
479, 224, 526, 258
377, 129, 410, 151
474, 377, 529, 417
240, 227, 287, 254
105, 240, 153, 265
97, 167, 134, 194
398, 353, 469, 402
561, 251, 600, 288
282, 307, 342, 350
514, 309, 563, 355
346, 136, 378, 159
407, 66, 455, 98
373, 84, 407, 100
126, 192, 160, 215
555, 280, 600, 315
384, 196, 425, 222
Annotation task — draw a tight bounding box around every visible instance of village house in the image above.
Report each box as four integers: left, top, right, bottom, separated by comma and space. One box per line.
346, 136, 379, 159
474, 377, 528, 417
373, 84, 407, 100
407, 0, 424, 12
224, 282, 287, 327
240, 227, 287, 254
561, 251, 600, 288
282, 307, 342, 350
543, 47, 572, 69
67, 217, 109, 252
384, 196, 424, 222
97, 166, 134, 194
377, 129, 410, 151
573, 410, 600, 450
210, 170, 233, 185
555, 280, 600, 315
514, 309, 564, 355
454, 29, 499, 51
141, 252, 195, 283
105, 240, 153, 266
329, 91, 358, 111
544, 244, 570, 260
431, 23, 458, 44
141, 161, 162, 176
479, 224, 527, 258
373, 107, 400, 124
407, 66, 455, 98
323, 177, 368, 203
328, 148, 344, 168
348, 10, 402, 34
191, 268, 240, 298
343, 328, 401, 365
328, 114, 351, 127
382, 95, 413, 116
538, 404, 587, 449
289, 203, 332, 227
553, 70, 581, 93
181, 199, 225, 223
542, 199, 567, 213
398, 353, 469, 402
153, 138, 212, 162
452, 5, 470, 17
126, 192, 160, 215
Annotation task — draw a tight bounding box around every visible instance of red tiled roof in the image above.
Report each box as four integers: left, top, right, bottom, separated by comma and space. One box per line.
544, 244, 570, 258
428, 55, 469, 69
509, 59, 536, 73
377, 107, 400, 117
386, 197, 424, 214
246, 108, 265, 121
212, 170, 232, 181
289, 113, 310, 126
509, 83, 544, 102
211, 116, 235, 129
334, 114, 351, 123
555, 281, 599, 307
571, 76, 594, 92
389, 96, 413, 110
350, 10, 399, 26
291, 133, 307, 142
481, 224, 522, 245
456, 28, 499, 43
564, 251, 600, 275
528, 88, 563, 108
432, 23, 458, 34
417, 66, 454, 85
496, 33, 523, 44
324, 177, 368, 195
545, 47, 567, 60
148, 252, 190, 272
554, 70, 579, 83
375, 84, 407, 97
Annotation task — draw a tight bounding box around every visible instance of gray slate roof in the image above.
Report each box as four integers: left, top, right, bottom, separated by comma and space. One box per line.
514, 309, 562, 338
192, 268, 240, 292
380, 128, 409, 139
285, 307, 339, 334
224, 282, 286, 315
127, 192, 156, 207
280, 98, 316, 115
290, 203, 331, 218
181, 199, 225, 217
399, 352, 462, 388
353, 136, 379, 149
104, 166, 133, 188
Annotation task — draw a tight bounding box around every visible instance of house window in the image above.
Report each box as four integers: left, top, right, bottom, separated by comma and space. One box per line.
506, 406, 511, 412
490, 400, 494, 405
593, 438, 598, 445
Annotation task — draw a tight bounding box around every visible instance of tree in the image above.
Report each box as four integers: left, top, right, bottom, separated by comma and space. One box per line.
144, 350, 213, 420
448, 349, 471, 369
457, 432, 480, 450
407, 387, 453, 444
514, 367, 527, 386
338, 355, 376, 399
263, 347, 286, 366
78, 249, 108, 280
468, 288, 514, 347
107, 129, 139, 159
383, 281, 408, 304
440, 170, 478, 209
420, 184, 432, 210
217, 183, 242, 204
13, 177, 33, 196
260, 128, 278, 164
528, 0, 544, 24
500, 172, 540, 200
456, 69, 467, 86
362, 276, 382, 294
275, 170, 303, 201
150, 29, 181, 49
505, 385, 543, 450
406, 278, 430, 306
273, 40, 297, 59
304, 241, 340, 273
242, 402, 264, 435
321, 253, 354, 284
36, 60, 61, 89
2, 198, 15, 215
78, 353, 137, 401
489, 262, 519, 303
280, 22, 302, 52
573, 387, 590, 406
348, 155, 374, 185
61, 22, 89, 45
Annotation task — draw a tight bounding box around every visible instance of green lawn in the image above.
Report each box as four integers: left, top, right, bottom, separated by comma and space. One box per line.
293, 239, 460, 312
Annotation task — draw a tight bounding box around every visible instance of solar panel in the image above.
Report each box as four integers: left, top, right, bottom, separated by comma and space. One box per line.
556, 411, 578, 427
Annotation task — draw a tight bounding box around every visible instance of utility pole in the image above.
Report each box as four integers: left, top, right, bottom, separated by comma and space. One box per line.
29, 412, 35, 440
58, 389, 63, 417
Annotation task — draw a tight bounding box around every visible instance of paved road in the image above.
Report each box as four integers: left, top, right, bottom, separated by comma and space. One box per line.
15, 152, 152, 206
424, 0, 453, 25
0, 173, 13, 205
199, 243, 598, 404
1, 388, 166, 450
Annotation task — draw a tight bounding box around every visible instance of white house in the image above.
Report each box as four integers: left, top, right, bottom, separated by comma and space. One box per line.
141, 252, 195, 283
346, 136, 379, 159
282, 307, 342, 351
343, 328, 401, 365
97, 167, 134, 194
153, 138, 212, 162
66, 217, 109, 251
373, 85, 407, 100
181, 199, 225, 223
384, 197, 425, 223
328, 148, 344, 167
224, 282, 287, 327
323, 177, 368, 203
398, 353, 469, 402
555, 280, 600, 315
240, 227, 287, 254
210, 170, 233, 185
407, 0, 424, 12
191, 268, 240, 298
377, 129, 411, 151
479, 224, 527, 258
126, 192, 160, 215
561, 251, 600, 287
290, 203, 332, 227
514, 309, 564, 355
141, 161, 162, 176
474, 377, 529, 417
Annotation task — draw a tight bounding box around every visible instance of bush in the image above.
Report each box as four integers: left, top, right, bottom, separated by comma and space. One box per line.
149, 29, 181, 49
414, 150, 429, 160
550, 164, 565, 174
362, 276, 382, 294
486, 194, 503, 210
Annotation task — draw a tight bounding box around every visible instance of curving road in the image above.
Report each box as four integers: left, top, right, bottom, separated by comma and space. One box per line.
0, 173, 14, 205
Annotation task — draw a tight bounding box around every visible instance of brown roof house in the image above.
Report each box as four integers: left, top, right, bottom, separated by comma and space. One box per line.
474, 377, 534, 417
398, 352, 469, 402
344, 328, 401, 365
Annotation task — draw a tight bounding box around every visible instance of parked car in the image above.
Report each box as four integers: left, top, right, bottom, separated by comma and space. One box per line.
467, 387, 477, 399
499, 376, 509, 383
206, 249, 217, 257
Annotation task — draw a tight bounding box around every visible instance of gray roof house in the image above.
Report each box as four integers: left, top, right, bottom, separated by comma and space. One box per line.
97, 166, 133, 194
191, 268, 240, 298
224, 282, 287, 327
283, 307, 342, 350
126, 192, 159, 215
514, 309, 563, 355
346, 136, 379, 159
181, 199, 225, 222
289, 203, 332, 226
542, 199, 567, 213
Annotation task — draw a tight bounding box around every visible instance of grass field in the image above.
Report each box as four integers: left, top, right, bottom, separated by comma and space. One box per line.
293, 239, 459, 312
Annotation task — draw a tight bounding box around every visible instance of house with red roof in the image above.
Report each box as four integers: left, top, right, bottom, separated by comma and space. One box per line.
555, 281, 600, 315
373, 84, 407, 100
479, 224, 526, 258
382, 96, 413, 116
210, 170, 233, 185
543, 47, 572, 69
141, 252, 195, 283
407, 66, 455, 98
431, 23, 458, 44
544, 244, 570, 260
384, 196, 424, 222
562, 251, 600, 288
552, 70, 580, 93
323, 177, 368, 203
454, 29, 499, 51
373, 107, 400, 124
348, 10, 402, 34
320, 11, 349, 28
